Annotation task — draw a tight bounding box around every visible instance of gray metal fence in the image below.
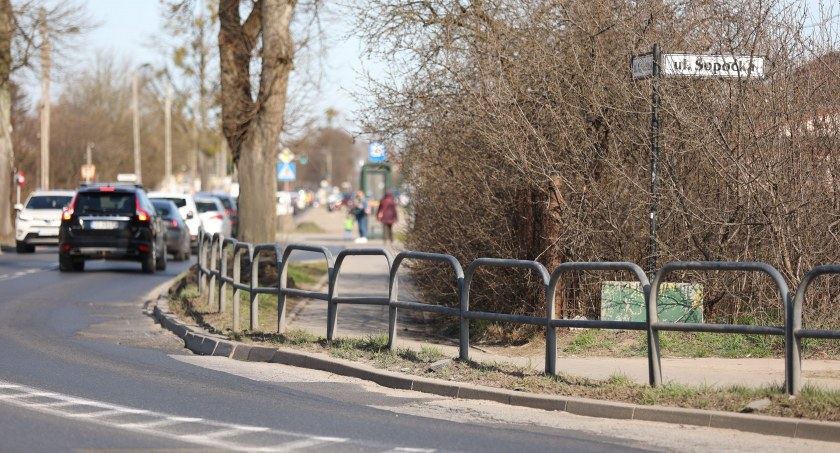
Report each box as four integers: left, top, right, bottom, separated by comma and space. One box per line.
194, 228, 840, 396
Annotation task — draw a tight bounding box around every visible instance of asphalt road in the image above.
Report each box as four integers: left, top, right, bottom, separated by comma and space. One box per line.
0, 248, 652, 452
0, 248, 836, 452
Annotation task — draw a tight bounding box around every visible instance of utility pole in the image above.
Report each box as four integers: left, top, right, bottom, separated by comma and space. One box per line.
165, 81, 172, 187
39, 7, 50, 190
132, 71, 142, 183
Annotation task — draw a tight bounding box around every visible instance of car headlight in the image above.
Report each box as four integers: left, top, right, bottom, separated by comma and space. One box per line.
17, 213, 33, 221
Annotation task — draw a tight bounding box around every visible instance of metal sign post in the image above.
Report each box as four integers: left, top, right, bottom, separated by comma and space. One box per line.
631, 46, 764, 278
649, 43, 661, 279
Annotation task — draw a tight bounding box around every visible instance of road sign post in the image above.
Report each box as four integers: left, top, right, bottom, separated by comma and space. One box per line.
631, 46, 764, 278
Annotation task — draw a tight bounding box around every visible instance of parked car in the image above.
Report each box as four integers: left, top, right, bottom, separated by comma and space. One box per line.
14, 189, 75, 253
148, 192, 202, 250
196, 192, 238, 238
58, 183, 166, 273
194, 196, 232, 238
151, 199, 191, 262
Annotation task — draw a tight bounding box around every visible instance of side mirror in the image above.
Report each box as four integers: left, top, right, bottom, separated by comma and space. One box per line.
186, 211, 194, 219
14, 203, 23, 211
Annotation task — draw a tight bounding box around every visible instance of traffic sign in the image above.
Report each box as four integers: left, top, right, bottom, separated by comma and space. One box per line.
631, 53, 654, 79
277, 162, 296, 182
368, 142, 386, 163
279, 149, 294, 164
81, 164, 96, 181
16, 170, 24, 187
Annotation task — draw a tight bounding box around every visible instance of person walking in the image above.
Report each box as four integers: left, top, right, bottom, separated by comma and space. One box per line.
376, 190, 399, 247
352, 191, 369, 243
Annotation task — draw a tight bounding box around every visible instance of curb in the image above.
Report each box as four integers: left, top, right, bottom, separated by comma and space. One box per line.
151, 294, 840, 443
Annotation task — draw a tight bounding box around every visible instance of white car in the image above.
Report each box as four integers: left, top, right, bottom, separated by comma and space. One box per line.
195, 197, 232, 238
15, 190, 76, 253
148, 192, 203, 249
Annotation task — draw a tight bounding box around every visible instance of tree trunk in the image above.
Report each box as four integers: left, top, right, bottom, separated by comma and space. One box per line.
237, 134, 275, 243
0, 0, 14, 243
219, 0, 294, 244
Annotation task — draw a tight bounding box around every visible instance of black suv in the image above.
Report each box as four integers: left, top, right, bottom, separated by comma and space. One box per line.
58, 184, 167, 273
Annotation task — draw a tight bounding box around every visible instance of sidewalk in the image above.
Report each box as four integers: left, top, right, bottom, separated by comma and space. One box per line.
280, 207, 840, 391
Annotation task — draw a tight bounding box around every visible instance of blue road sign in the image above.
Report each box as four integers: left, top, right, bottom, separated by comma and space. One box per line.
368, 141, 386, 163
277, 162, 296, 182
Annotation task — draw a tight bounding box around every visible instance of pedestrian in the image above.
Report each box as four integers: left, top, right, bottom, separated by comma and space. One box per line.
352, 191, 369, 243
343, 212, 355, 241
376, 190, 398, 247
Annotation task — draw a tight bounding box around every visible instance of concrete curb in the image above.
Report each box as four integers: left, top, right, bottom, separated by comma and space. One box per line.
151, 294, 840, 443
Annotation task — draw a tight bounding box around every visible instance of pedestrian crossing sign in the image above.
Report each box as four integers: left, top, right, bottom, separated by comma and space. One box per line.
277, 162, 296, 182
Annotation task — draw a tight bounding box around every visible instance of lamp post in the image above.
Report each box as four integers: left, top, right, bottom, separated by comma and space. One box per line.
132, 71, 141, 183
132, 64, 152, 184
39, 7, 50, 190
165, 81, 172, 186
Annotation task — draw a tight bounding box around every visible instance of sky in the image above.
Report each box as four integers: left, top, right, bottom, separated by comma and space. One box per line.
25, 0, 375, 133
21, 0, 831, 134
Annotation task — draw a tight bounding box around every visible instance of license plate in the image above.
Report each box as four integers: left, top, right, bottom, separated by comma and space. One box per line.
38, 228, 58, 236
90, 221, 119, 230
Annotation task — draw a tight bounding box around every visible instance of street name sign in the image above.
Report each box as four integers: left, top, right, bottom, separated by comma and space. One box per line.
662, 54, 764, 79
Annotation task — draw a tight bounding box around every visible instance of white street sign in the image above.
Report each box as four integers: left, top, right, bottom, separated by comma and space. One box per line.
631, 53, 655, 79
662, 54, 764, 79
279, 149, 294, 164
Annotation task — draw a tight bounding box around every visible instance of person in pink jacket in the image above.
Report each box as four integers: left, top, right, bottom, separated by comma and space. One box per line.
376, 190, 399, 247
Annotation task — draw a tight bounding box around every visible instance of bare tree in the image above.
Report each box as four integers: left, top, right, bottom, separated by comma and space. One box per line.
351, 0, 840, 337
0, 0, 91, 243
218, 0, 300, 243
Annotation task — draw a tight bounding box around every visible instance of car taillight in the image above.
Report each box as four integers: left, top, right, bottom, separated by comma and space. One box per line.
136, 199, 150, 222
171, 219, 179, 227
211, 214, 223, 220
62, 196, 77, 220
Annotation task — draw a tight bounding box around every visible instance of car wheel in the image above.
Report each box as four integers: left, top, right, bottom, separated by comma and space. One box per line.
59, 254, 73, 272
142, 248, 156, 273
71, 260, 85, 272
156, 243, 167, 271
16, 241, 34, 253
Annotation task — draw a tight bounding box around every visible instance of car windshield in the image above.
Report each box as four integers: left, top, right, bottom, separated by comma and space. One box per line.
152, 202, 173, 218
26, 195, 73, 210
75, 193, 135, 215
218, 198, 233, 209
196, 201, 219, 213
153, 197, 187, 209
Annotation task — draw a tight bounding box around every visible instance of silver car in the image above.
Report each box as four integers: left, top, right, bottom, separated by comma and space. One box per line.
148, 192, 203, 250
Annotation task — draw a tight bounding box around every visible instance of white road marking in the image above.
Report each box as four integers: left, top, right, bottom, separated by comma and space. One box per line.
0, 379, 445, 452
0, 265, 56, 282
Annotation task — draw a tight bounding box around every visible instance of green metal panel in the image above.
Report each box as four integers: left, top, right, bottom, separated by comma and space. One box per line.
600, 281, 703, 323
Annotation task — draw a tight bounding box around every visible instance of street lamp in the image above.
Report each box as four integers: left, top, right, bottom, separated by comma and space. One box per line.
132, 63, 152, 184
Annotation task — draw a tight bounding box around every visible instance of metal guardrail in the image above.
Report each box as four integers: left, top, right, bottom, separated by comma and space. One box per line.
194, 228, 840, 395
791, 265, 840, 394
546, 262, 650, 375
278, 244, 334, 334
